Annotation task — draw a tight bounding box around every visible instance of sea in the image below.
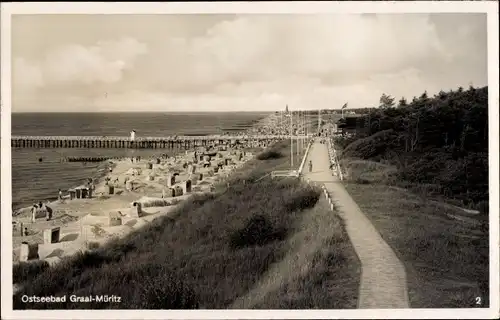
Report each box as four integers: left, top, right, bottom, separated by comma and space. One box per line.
10, 112, 269, 210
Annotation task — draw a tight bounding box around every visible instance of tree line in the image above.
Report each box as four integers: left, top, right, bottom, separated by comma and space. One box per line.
337, 85, 489, 207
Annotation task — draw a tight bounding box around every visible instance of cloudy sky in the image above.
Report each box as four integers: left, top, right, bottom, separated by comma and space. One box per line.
11, 13, 487, 112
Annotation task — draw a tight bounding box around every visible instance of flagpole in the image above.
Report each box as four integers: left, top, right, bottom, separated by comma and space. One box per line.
300, 111, 304, 151
290, 107, 293, 168
299, 111, 304, 151
305, 110, 308, 145
296, 110, 299, 158
318, 109, 321, 136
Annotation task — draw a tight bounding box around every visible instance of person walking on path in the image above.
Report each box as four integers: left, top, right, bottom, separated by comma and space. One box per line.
308, 160, 313, 172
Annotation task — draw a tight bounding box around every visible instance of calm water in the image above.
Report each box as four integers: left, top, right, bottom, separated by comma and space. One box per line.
11, 112, 269, 210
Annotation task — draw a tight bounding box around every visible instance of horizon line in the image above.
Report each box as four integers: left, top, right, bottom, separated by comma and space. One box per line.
10, 108, 373, 114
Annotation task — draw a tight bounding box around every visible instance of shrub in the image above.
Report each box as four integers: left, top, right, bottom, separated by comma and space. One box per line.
284, 185, 321, 212
85, 241, 100, 250
229, 214, 286, 249
256, 149, 283, 160
342, 129, 400, 160
142, 199, 171, 207
91, 225, 106, 238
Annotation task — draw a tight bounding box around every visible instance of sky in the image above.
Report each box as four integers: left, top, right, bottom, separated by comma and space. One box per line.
11, 13, 488, 112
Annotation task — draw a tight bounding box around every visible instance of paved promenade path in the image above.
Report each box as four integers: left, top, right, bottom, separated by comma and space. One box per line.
306, 139, 410, 308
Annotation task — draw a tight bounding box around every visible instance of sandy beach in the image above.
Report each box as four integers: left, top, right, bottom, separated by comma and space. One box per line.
11, 114, 285, 266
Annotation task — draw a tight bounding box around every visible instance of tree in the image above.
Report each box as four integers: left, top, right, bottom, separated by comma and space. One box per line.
398, 97, 408, 108
379, 93, 395, 109
437, 90, 447, 100
419, 91, 428, 101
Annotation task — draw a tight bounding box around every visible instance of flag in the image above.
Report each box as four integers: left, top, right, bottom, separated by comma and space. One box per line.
341, 103, 348, 110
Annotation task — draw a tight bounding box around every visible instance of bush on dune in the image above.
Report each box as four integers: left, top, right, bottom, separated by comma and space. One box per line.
341, 129, 400, 160
257, 149, 283, 160
229, 214, 286, 249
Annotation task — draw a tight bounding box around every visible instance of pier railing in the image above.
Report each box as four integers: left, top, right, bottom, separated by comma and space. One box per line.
11, 134, 309, 149
11, 134, 307, 141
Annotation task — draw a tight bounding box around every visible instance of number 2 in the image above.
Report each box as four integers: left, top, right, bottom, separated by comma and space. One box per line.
475, 297, 482, 305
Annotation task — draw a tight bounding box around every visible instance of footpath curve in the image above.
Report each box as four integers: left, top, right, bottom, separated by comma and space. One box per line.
305, 139, 410, 309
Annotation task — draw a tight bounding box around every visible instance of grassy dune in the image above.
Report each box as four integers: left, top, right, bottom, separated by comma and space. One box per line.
14, 140, 356, 309
342, 160, 488, 308
252, 195, 361, 309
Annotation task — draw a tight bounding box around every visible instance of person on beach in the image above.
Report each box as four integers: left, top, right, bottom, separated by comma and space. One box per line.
31, 205, 38, 222
46, 205, 53, 221
58, 189, 64, 203
308, 160, 313, 172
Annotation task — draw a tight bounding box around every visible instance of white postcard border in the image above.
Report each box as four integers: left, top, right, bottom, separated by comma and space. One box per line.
1, 2, 498, 319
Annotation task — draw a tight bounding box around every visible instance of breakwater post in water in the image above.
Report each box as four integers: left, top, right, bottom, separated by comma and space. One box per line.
11, 135, 304, 149
65, 156, 112, 163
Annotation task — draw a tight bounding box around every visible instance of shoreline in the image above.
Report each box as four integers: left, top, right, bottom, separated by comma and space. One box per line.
11, 113, 286, 266
11, 112, 273, 211
12, 143, 257, 264
12, 159, 117, 214
11, 114, 274, 213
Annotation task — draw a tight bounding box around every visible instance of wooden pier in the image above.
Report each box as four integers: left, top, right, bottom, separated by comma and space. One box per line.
11, 135, 306, 149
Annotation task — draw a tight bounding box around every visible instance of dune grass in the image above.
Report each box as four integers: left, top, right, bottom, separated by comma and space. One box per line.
13, 260, 49, 285
251, 196, 361, 309
138, 198, 181, 208
13, 140, 327, 309
342, 160, 489, 308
